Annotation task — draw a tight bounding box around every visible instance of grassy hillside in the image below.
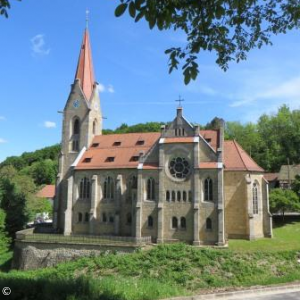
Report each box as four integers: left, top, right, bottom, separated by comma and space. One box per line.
1, 222, 300, 300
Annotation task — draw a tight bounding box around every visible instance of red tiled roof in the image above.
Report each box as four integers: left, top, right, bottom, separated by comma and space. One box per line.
36, 185, 55, 199
224, 140, 264, 172
75, 28, 95, 100
200, 130, 218, 151
76, 132, 161, 170
76, 133, 263, 172
264, 173, 278, 182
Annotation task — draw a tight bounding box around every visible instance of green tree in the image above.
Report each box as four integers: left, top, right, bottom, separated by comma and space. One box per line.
115, 0, 300, 84
269, 188, 300, 221
292, 174, 300, 196
26, 197, 52, 222
0, 209, 11, 254
31, 159, 57, 185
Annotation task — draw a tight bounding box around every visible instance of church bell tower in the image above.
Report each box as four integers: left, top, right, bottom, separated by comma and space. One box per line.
53, 23, 102, 231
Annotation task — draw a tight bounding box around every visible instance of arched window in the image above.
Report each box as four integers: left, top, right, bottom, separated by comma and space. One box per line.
180, 217, 186, 229
104, 176, 114, 199
92, 119, 97, 135
126, 213, 132, 225
172, 191, 176, 202
78, 212, 82, 223
79, 177, 90, 199
166, 191, 170, 202
102, 213, 107, 223
172, 217, 178, 229
188, 191, 192, 202
183, 191, 187, 202
147, 178, 155, 200
177, 191, 181, 202
85, 212, 89, 222
253, 182, 259, 214
148, 216, 153, 227
204, 178, 213, 201
206, 218, 212, 230
73, 118, 80, 134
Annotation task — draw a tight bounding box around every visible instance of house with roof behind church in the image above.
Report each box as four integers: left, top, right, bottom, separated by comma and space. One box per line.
53, 26, 272, 246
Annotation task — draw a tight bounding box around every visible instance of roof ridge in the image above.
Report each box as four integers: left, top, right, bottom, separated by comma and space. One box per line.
232, 139, 248, 170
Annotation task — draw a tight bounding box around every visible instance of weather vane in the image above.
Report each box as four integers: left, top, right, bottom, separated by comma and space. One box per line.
175, 95, 184, 107
86, 9, 89, 28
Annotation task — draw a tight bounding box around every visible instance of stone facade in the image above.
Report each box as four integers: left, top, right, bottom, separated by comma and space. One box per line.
52, 27, 273, 247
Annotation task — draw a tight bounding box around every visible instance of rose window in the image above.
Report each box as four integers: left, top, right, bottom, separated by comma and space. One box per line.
169, 157, 190, 179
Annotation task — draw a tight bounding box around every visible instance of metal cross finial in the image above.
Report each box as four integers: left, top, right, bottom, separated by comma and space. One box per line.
175, 95, 184, 107
86, 9, 90, 28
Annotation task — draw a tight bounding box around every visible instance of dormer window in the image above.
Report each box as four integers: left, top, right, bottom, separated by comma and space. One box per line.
106, 157, 115, 162
205, 138, 212, 143
91, 143, 99, 147
83, 157, 92, 163
130, 156, 139, 162
113, 141, 121, 146
136, 140, 144, 145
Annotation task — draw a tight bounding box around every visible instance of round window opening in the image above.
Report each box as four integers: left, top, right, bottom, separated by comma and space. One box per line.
169, 157, 190, 179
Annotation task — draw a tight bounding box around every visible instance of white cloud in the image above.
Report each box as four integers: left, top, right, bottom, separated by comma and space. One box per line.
0, 138, 7, 144
0, 116, 5, 121
107, 84, 115, 93
98, 83, 115, 93
44, 121, 56, 128
31, 34, 50, 56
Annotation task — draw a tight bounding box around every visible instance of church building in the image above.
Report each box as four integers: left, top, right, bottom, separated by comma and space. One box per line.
53, 26, 273, 246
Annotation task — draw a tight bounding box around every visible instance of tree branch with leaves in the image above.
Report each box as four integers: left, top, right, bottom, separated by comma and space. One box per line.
115, 0, 300, 84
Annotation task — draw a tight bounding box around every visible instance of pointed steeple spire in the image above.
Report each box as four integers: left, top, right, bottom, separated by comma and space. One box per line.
75, 26, 95, 100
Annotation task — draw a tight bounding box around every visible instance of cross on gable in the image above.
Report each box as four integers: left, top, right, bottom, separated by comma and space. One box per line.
175, 95, 184, 107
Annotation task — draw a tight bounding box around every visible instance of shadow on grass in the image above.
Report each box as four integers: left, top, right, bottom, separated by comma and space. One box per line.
0, 251, 12, 272
272, 215, 300, 228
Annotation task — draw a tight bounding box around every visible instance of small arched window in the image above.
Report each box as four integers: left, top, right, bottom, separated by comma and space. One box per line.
92, 119, 97, 135
204, 178, 213, 201
180, 217, 186, 229
126, 213, 132, 225
147, 178, 155, 200
73, 118, 80, 135
78, 212, 82, 223
148, 216, 153, 227
183, 191, 187, 202
166, 191, 170, 201
79, 177, 90, 199
104, 176, 114, 199
172, 191, 176, 202
206, 218, 212, 230
177, 191, 181, 202
102, 213, 107, 223
253, 182, 259, 214
172, 217, 178, 229
85, 212, 89, 222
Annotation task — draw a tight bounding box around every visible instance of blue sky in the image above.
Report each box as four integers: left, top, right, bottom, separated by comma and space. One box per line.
1, 0, 300, 162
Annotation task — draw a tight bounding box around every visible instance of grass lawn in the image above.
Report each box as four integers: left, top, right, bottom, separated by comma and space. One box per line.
229, 221, 300, 252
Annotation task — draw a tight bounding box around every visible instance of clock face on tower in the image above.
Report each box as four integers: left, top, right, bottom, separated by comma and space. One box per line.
73, 99, 80, 109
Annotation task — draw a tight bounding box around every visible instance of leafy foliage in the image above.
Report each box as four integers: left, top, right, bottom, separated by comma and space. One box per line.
115, 0, 300, 84
269, 188, 300, 220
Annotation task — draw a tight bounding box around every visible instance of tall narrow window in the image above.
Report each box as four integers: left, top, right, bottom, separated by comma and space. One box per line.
147, 178, 155, 200
177, 191, 181, 202
102, 213, 107, 223
183, 191, 187, 202
204, 178, 213, 201
72, 118, 80, 152
166, 191, 170, 202
206, 218, 212, 230
78, 212, 82, 223
253, 182, 259, 214
182, 128, 185, 136
126, 213, 132, 225
93, 119, 97, 135
172, 191, 176, 202
104, 176, 114, 199
172, 217, 178, 229
131, 175, 137, 189
85, 212, 89, 222
148, 216, 153, 227
79, 177, 90, 200
180, 217, 186, 229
